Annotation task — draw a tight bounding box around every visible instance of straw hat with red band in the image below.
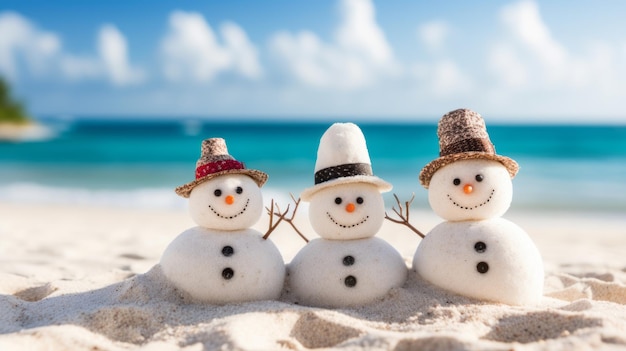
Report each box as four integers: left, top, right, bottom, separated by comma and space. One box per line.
419, 109, 519, 188
175, 138, 268, 198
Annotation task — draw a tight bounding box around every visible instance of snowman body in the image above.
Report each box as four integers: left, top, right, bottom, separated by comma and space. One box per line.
161, 174, 285, 303
414, 159, 544, 305
414, 218, 543, 305
161, 227, 284, 303
290, 236, 406, 308
290, 182, 407, 308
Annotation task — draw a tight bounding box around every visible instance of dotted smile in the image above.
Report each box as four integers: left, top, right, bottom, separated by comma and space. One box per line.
209, 199, 250, 219
326, 212, 369, 228
447, 189, 495, 210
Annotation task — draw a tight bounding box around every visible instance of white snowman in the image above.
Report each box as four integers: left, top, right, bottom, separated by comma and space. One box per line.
288, 123, 407, 308
413, 109, 544, 305
160, 138, 285, 304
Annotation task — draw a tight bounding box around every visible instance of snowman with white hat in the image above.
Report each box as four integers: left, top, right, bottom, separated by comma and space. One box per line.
288, 123, 407, 308
413, 108, 544, 305
160, 138, 285, 304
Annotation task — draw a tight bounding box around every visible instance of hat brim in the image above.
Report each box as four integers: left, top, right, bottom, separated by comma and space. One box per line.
300, 175, 392, 201
419, 152, 519, 189
175, 169, 268, 198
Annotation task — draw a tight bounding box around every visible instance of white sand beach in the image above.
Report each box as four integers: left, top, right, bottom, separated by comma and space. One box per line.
1, 201, 625, 350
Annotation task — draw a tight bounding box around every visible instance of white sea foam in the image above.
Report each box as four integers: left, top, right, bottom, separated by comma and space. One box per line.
0, 182, 299, 211
0, 183, 187, 209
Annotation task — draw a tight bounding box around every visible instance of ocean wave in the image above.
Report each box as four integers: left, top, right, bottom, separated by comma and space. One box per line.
1, 177, 624, 213
0, 183, 300, 210
0, 183, 187, 209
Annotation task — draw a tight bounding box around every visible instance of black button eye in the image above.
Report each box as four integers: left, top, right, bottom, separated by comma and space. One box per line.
475, 174, 484, 182
356, 197, 364, 204
236, 186, 243, 194
214, 189, 222, 197
453, 178, 461, 186
335, 197, 342, 205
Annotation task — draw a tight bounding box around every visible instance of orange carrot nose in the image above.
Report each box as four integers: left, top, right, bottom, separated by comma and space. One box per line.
225, 195, 235, 205
463, 184, 473, 194
345, 203, 356, 213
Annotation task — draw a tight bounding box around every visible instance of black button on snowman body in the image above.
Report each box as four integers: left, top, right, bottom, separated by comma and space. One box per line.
221, 245, 236, 280
342, 255, 357, 287
474, 241, 489, 274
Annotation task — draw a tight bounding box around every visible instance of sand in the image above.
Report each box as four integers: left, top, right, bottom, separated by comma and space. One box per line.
1, 201, 625, 350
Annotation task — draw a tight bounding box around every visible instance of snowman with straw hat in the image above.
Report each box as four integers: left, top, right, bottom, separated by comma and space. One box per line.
160, 138, 286, 304
410, 108, 544, 305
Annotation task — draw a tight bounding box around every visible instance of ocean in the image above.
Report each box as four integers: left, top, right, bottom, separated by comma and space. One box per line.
1, 118, 625, 213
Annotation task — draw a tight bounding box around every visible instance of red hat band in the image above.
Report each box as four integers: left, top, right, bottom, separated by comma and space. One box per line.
195, 159, 245, 179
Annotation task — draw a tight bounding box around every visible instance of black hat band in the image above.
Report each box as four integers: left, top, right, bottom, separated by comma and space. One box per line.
314, 163, 373, 185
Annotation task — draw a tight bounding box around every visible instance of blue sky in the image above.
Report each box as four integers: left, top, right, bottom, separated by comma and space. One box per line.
2, 0, 626, 123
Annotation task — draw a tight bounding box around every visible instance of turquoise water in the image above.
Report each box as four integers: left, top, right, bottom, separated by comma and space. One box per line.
1, 118, 625, 212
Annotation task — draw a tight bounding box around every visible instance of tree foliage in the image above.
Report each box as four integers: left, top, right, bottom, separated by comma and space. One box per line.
0, 77, 30, 124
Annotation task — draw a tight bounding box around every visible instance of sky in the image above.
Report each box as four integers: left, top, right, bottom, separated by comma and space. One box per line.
2, 0, 626, 123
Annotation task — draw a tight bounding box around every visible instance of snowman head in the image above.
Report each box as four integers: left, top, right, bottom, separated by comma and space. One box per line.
428, 159, 512, 221
188, 174, 263, 230
308, 182, 385, 240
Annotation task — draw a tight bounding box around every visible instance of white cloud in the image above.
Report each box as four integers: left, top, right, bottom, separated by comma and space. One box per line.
98, 25, 145, 86
221, 22, 262, 79
431, 60, 471, 96
0, 12, 61, 79
271, 31, 331, 87
58, 55, 102, 81
160, 11, 261, 82
500, 1, 566, 69
335, 0, 393, 64
489, 0, 624, 91
269, 0, 397, 89
0, 12, 144, 86
488, 44, 528, 89
412, 59, 471, 97
56, 24, 145, 86
411, 19, 471, 97
482, 0, 626, 119
494, 0, 576, 89
418, 20, 449, 52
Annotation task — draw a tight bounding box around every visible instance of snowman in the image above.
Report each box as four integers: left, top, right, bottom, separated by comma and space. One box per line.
413, 109, 544, 305
288, 123, 407, 308
160, 138, 285, 304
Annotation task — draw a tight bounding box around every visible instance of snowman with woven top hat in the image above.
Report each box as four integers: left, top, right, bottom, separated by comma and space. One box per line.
413, 108, 544, 305
160, 138, 285, 304
288, 123, 407, 308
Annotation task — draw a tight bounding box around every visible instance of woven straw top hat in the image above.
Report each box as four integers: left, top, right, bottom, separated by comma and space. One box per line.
175, 138, 268, 198
300, 123, 392, 201
419, 109, 519, 188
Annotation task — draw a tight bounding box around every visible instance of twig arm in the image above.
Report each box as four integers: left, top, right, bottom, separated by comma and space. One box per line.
273, 194, 309, 243
384, 193, 425, 238
263, 200, 289, 240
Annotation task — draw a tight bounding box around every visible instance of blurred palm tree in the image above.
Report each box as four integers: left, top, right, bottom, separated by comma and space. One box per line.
0, 77, 30, 124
